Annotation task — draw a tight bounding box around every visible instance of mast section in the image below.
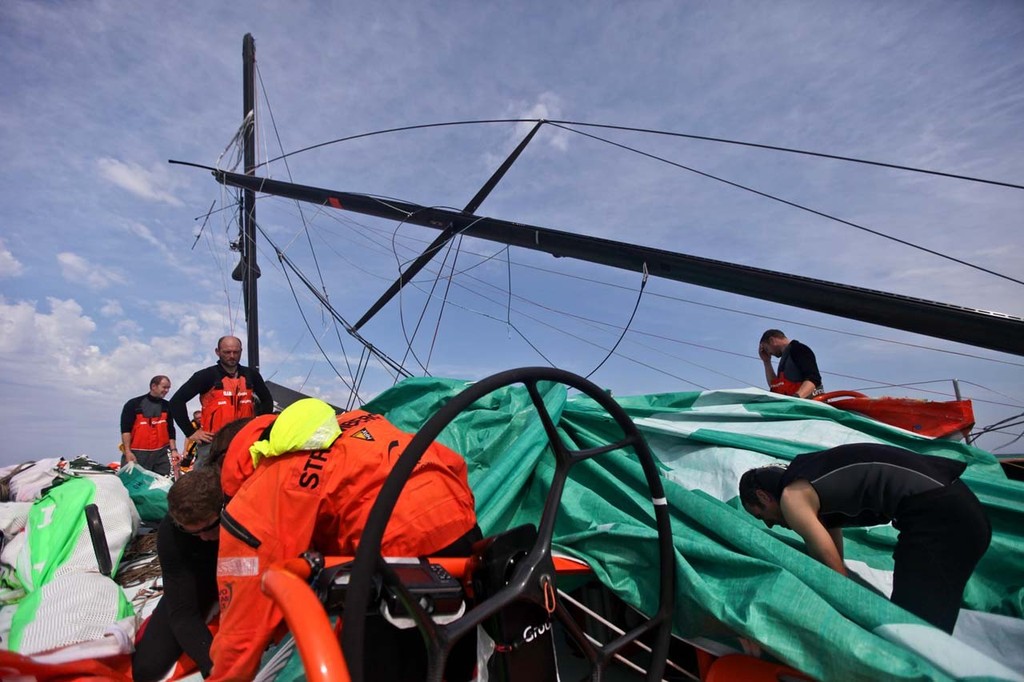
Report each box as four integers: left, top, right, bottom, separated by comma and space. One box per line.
240, 33, 260, 369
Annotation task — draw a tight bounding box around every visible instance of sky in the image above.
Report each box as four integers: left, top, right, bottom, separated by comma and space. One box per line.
1, 1, 1023, 469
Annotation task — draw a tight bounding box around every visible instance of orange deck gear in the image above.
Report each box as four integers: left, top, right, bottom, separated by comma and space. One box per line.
208, 407, 477, 682
200, 375, 256, 434
129, 409, 171, 451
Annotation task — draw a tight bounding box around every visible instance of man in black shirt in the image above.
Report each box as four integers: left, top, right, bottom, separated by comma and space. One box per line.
739, 443, 991, 633
120, 375, 178, 477
170, 336, 272, 469
132, 468, 222, 680
758, 329, 823, 398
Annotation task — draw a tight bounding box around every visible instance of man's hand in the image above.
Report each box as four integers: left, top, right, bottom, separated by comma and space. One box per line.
124, 449, 137, 463
190, 429, 215, 444
758, 343, 772, 363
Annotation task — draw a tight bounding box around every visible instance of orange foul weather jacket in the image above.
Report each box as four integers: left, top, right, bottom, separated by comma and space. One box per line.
208, 408, 477, 682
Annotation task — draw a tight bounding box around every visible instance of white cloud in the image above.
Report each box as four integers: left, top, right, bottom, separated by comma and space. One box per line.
97, 158, 184, 206
0, 239, 24, 278
123, 220, 170, 255
100, 299, 123, 317
0, 296, 210, 465
56, 252, 126, 290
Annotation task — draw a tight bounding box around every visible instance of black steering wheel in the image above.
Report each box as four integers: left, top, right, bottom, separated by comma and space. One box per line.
341, 367, 676, 681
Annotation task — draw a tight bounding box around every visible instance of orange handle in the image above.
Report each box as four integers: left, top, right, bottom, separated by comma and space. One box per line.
813, 390, 867, 403
262, 562, 350, 682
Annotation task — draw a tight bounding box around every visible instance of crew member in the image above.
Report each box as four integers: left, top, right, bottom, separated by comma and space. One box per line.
739, 443, 990, 633
133, 419, 258, 680
180, 410, 203, 472
758, 329, 823, 398
207, 398, 479, 681
120, 375, 178, 477
132, 468, 222, 680
170, 336, 272, 469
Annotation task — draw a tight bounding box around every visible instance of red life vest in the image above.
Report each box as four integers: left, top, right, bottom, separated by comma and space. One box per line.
130, 409, 171, 451
770, 375, 803, 396
201, 374, 256, 434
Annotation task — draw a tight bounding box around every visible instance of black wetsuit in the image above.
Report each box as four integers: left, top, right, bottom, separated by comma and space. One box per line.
132, 516, 219, 680
778, 443, 991, 632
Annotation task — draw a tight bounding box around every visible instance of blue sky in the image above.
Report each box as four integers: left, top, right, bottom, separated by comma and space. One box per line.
1, 1, 1022, 468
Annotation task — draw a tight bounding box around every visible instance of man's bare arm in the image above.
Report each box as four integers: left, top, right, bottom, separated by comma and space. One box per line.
780, 481, 847, 575
795, 379, 817, 398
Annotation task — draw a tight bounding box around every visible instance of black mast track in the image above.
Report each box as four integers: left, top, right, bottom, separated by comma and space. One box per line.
212, 169, 1024, 357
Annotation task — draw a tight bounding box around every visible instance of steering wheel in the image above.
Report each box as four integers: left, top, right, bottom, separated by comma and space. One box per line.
341, 367, 676, 681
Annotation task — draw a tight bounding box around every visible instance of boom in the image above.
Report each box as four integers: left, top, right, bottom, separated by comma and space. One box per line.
213, 169, 1024, 357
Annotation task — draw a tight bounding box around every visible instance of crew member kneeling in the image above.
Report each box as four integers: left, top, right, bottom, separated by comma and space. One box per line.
208, 398, 479, 682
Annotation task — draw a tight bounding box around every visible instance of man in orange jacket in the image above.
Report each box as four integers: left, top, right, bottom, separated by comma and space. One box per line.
207, 398, 479, 681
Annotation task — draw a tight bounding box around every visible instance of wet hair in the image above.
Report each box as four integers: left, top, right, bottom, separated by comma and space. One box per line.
150, 375, 170, 388
738, 465, 786, 507
168, 467, 223, 527
759, 329, 785, 345
207, 417, 255, 468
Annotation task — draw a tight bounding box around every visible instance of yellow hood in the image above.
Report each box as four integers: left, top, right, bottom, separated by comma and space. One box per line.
249, 397, 340, 467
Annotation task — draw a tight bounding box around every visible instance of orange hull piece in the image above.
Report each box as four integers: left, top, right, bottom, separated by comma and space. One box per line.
815, 391, 975, 439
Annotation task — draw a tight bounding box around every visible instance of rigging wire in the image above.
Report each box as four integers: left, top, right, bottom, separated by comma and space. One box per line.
253, 219, 412, 381
547, 120, 1024, 192
263, 327, 314, 384
261, 118, 1024, 192
500, 245, 555, 367
968, 411, 1024, 443
270, 199, 1024, 410
404, 274, 708, 388
388, 210, 491, 376
546, 121, 1024, 288
425, 236, 463, 372
279, 255, 361, 399
306, 200, 1024, 369
586, 264, 648, 380
231, 189, 412, 391
355, 215, 1019, 401
256, 116, 1024, 308
255, 63, 365, 395
202, 110, 1023, 443
205, 191, 241, 336
274, 199, 1022, 408
191, 200, 216, 251
397, 258, 719, 387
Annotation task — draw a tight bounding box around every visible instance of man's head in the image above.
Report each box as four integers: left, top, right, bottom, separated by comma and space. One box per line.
216, 336, 243, 371
149, 375, 171, 398
193, 410, 202, 423
168, 467, 224, 541
739, 465, 788, 529
758, 329, 790, 358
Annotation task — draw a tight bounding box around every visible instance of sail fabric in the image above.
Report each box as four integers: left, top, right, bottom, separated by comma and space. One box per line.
363, 378, 1024, 682
7, 472, 138, 654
